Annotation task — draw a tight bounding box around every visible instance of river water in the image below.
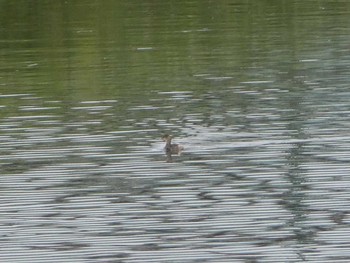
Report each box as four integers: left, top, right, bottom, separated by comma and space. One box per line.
1, 1, 350, 262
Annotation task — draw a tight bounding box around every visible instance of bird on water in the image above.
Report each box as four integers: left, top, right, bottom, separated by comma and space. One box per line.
162, 134, 184, 155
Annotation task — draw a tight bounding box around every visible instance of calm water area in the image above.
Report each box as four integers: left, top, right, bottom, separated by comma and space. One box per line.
1, 1, 350, 262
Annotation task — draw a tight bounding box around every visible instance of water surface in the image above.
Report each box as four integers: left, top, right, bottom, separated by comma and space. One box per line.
1, 1, 350, 262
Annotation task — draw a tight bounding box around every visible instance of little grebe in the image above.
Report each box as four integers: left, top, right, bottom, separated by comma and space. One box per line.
162, 134, 184, 155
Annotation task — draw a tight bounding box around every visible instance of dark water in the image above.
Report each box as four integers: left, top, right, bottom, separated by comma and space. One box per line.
1, 1, 350, 262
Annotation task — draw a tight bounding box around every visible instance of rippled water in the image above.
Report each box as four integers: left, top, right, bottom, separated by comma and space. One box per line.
2, 1, 350, 262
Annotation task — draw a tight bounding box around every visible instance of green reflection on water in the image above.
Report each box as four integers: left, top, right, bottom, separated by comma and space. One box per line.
0, 0, 350, 100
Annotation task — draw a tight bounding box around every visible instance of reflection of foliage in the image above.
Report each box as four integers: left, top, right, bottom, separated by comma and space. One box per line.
0, 0, 349, 100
